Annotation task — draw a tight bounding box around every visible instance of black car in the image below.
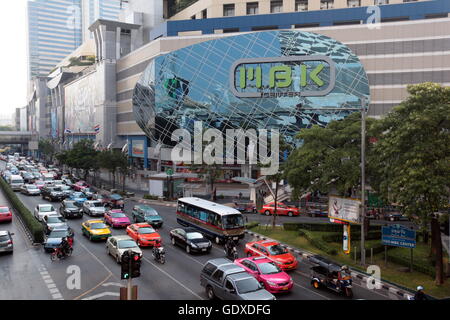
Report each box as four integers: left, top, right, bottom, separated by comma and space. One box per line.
41, 186, 65, 202
59, 200, 83, 219
169, 227, 212, 254
44, 227, 74, 253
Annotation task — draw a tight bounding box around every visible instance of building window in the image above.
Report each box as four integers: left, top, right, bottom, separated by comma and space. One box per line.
270, 0, 283, 13
295, 0, 308, 11
320, 0, 334, 10
403, 0, 418, 2
347, 0, 360, 7
202, 9, 207, 19
223, 4, 235, 17
374, 0, 389, 5
247, 2, 259, 15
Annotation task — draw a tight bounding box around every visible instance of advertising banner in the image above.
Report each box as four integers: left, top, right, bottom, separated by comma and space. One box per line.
328, 196, 361, 224
132, 140, 145, 158
382, 224, 416, 248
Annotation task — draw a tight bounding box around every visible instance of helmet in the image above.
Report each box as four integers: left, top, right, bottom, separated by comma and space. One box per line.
417, 286, 424, 291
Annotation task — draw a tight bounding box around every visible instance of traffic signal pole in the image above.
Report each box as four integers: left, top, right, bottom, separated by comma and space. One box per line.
127, 249, 132, 301
360, 101, 366, 266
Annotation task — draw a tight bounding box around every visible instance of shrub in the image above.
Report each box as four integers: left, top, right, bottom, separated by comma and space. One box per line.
298, 229, 338, 255
143, 194, 159, 200
387, 250, 436, 277
245, 222, 260, 230
0, 177, 44, 243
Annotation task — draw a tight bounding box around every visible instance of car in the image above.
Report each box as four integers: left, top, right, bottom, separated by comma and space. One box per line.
34, 180, 45, 189
69, 192, 88, 205
42, 214, 70, 234
106, 235, 142, 263
131, 205, 163, 228
234, 201, 256, 214
82, 188, 95, 200
62, 178, 74, 186
21, 172, 35, 183
34, 204, 58, 221
126, 223, 161, 247
58, 185, 73, 198
200, 258, 276, 300
105, 194, 125, 210
234, 257, 294, 294
0, 207, 12, 223
59, 200, 83, 219
20, 184, 41, 196
82, 219, 111, 241
170, 227, 212, 254
83, 200, 106, 217
104, 210, 131, 228
43, 227, 74, 253
41, 186, 65, 202
259, 202, 300, 217
8, 175, 24, 191
244, 240, 298, 271
0, 231, 14, 254
73, 181, 89, 191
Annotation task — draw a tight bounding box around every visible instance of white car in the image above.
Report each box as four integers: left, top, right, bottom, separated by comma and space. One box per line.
106, 235, 142, 264
83, 200, 106, 217
34, 204, 58, 221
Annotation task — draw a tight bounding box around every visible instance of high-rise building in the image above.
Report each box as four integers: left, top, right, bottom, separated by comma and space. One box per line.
27, 0, 83, 79
81, 0, 126, 41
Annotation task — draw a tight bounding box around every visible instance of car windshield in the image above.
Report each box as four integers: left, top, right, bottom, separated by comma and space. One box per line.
235, 278, 262, 294
73, 193, 83, 197
186, 232, 204, 240
47, 216, 65, 223
138, 227, 155, 234
27, 185, 38, 190
258, 262, 281, 275
0, 208, 9, 213
222, 214, 244, 229
11, 180, 22, 184
61, 186, 70, 190
84, 188, 92, 192
40, 206, 54, 212
111, 212, 126, 218
91, 223, 107, 229
144, 210, 158, 216
0, 235, 9, 242
48, 231, 67, 238
65, 202, 78, 208
53, 187, 62, 192
267, 244, 288, 256
111, 194, 122, 200
92, 202, 103, 207
118, 240, 137, 249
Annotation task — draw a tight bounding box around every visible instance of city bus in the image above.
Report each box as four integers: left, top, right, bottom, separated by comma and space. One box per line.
176, 197, 245, 244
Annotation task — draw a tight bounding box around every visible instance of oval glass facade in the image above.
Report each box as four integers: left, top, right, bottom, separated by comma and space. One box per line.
133, 30, 370, 147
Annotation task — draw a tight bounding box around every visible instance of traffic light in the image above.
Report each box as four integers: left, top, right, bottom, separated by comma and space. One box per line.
121, 250, 131, 280
130, 251, 141, 279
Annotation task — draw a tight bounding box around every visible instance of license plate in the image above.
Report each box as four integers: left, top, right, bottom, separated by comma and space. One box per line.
233, 237, 238, 240
202, 248, 207, 252
282, 287, 289, 290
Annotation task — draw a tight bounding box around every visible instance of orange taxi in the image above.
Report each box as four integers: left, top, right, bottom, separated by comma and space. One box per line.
126, 223, 161, 247
244, 240, 298, 271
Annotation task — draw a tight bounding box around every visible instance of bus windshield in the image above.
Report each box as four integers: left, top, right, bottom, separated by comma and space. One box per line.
222, 214, 244, 229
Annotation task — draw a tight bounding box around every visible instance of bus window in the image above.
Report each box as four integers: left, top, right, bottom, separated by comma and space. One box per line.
222, 214, 244, 230
199, 210, 208, 222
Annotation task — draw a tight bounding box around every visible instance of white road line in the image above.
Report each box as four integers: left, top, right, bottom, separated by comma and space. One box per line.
142, 257, 204, 300
82, 292, 120, 300
34, 262, 64, 301
293, 283, 331, 300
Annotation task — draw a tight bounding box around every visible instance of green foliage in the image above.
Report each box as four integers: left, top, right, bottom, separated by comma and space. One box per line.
97, 149, 129, 190
283, 222, 380, 233
298, 229, 338, 255
38, 139, 56, 164
387, 249, 436, 278
284, 112, 378, 198
0, 177, 44, 243
245, 222, 260, 229
143, 194, 159, 200
370, 83, 450, 223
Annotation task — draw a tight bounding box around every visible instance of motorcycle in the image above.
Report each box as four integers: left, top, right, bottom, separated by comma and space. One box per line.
224, 241, 238, 261
50, 246, 72, 261
152, 246, 166, 264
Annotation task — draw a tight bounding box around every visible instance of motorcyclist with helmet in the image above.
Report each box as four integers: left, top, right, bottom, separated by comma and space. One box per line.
413, 286, 428, 300
224, 237, 238, 260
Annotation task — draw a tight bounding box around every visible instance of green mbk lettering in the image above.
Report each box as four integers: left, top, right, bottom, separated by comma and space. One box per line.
269, 65, 292, 88
310, 64, 325, 87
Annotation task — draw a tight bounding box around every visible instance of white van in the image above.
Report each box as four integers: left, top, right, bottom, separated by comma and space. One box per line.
9, 175, 24, 191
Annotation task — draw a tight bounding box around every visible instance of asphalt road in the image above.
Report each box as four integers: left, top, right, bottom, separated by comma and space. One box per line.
0, 163, 401, 300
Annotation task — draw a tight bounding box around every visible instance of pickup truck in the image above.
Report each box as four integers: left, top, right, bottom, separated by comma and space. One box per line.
200, 258, 275, 300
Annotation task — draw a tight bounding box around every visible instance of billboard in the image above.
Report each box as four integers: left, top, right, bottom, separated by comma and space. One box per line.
132, 140, 145, 158
328, 196, 361, 224
65, 72, 103, 134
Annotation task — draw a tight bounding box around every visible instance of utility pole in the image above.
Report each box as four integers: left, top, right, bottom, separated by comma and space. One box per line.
360, 98, 367, 266
127, 249, 132, 300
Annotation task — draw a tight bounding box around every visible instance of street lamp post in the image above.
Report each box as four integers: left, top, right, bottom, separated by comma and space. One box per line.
300, 98, 368, 265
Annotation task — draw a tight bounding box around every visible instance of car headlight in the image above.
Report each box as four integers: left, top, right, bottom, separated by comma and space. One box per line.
190, 243, 198, 248
266, 280, 277, 286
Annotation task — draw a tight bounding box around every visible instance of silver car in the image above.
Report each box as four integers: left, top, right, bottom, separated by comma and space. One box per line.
106, 235, 142, 264
83, 200, 106, 217
34, 204, 58, 221
0, 231, 14, 254
42, 214, 69, 234
20, 184, 40, 196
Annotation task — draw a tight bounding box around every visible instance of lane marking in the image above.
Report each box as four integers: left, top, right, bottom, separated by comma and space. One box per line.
142, 256, 204, 300
82, 292, 120, 300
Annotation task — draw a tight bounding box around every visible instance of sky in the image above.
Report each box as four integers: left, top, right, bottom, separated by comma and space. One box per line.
0, 0, 28, 120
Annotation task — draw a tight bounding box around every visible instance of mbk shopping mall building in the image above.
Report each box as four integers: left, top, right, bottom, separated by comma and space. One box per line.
55, 0, 449, 179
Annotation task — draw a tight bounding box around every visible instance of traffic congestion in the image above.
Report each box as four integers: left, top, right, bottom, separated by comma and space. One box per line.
0, 153, 397, 301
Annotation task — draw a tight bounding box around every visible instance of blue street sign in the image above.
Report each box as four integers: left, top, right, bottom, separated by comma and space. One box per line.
382, 224, 416, 248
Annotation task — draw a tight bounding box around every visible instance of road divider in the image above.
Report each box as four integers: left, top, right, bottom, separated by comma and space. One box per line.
0, 177, 44, 243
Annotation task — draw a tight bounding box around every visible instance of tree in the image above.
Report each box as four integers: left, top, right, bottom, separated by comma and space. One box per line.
68, 140, 99, 181
371, 83, 450, 285
98, 149, 128, 190
284, 112, 378, 199
38, 139, 56, 165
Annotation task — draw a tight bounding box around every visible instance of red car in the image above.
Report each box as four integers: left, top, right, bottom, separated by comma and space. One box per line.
259, 202, 300, 217
244, 240, 298, 271
104, 209, 131, 228
234, 257, 294, 293
0, 206, 12, 222
34, 180, 45, 190
73, 181, 89, 191
126, 223, 161, 247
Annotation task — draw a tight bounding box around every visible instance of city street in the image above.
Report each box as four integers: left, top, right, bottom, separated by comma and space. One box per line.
0, 160, 399, 301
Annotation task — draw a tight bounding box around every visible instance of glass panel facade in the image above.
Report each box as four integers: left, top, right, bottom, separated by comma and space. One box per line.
133, 31, 370, 147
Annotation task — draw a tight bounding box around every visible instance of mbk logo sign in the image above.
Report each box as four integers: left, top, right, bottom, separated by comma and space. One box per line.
230, 56, 336, 98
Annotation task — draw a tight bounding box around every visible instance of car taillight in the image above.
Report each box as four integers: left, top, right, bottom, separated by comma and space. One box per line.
7, 240, 12, 245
